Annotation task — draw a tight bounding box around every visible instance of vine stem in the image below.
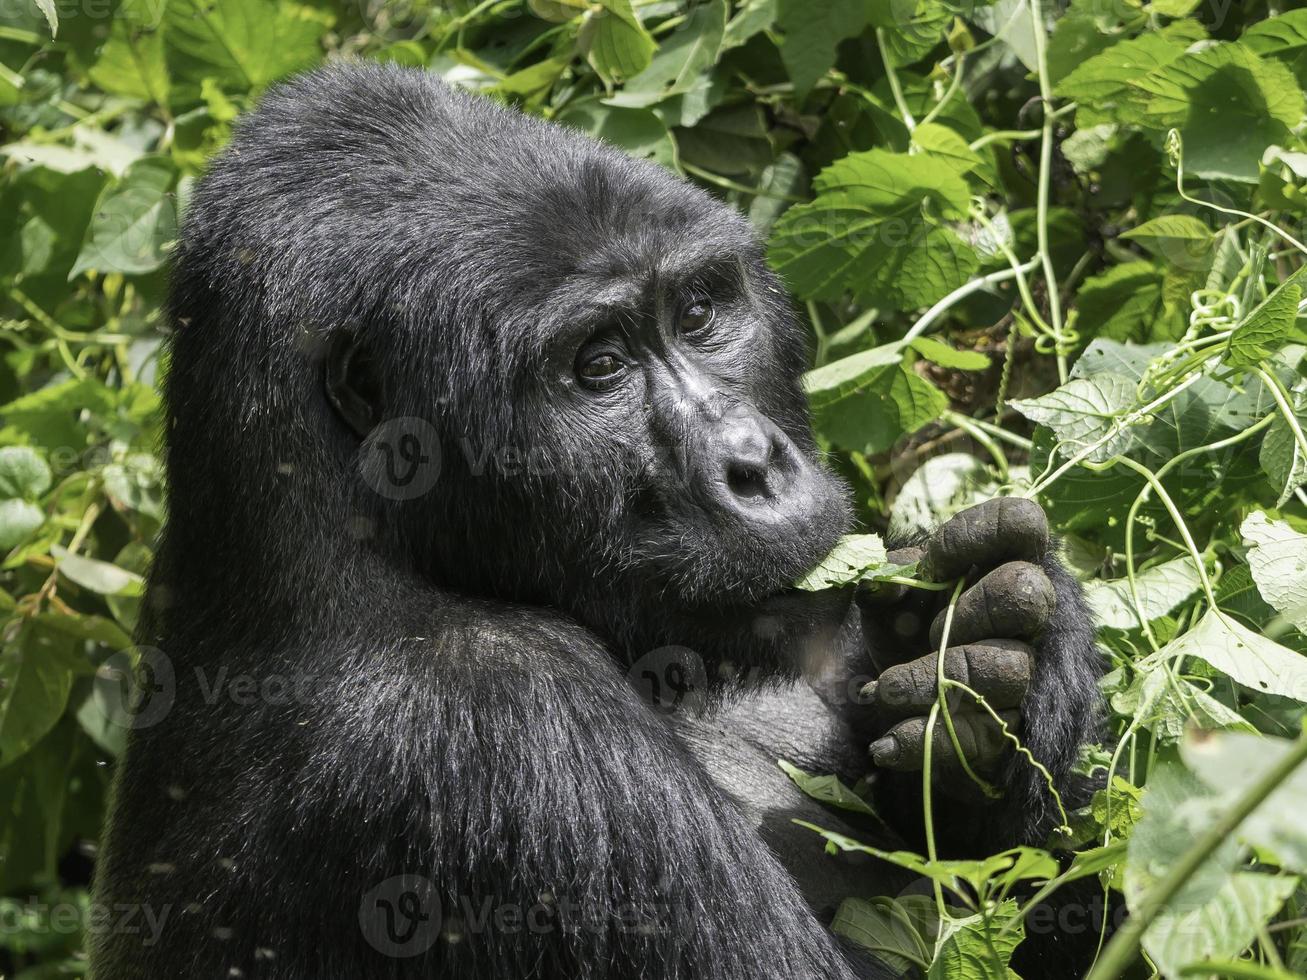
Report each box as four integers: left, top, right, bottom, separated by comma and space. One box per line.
1029, 0, 1068, 382
903, 258, 1041, 342
876, 29, 916, 130
1255, 366, 1307, 470
1084, 729, 1307, 980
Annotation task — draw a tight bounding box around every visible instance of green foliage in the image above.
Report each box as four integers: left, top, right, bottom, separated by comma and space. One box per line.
6, 0, 1307, 976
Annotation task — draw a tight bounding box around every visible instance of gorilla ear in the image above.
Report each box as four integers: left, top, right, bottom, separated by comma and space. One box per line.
324, 330, 381, 438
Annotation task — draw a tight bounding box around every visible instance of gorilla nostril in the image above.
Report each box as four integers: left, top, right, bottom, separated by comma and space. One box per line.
727, 461, 771, 501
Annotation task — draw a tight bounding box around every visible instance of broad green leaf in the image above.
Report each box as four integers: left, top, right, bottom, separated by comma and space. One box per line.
0, 447, 51, 500
1121, 214, 1213, 269
1225, 267, 1307, 367
908, 336, 990, 370
0, 500, 44, 551
1133, 42, 1306, 183
1010, 373, 1139, 463
603, 0, 725, 106
51, 546, 145, 597
70, 156, 179, 278
1244, 9, 1307, 59
1055, 29, 1192, 123
1074, 262, 1179, 343
165, 0, 329, 98
1160, 609, 1307, 699
812, 360, 948, 455
910, 122, 984, 178
869, 0, 950, 68
0, 625, 76, 768
1241, 512, 1307, 632
1260, 385, 1307, 507
778, 760, 882, 818
776, 0, 867, 96
723, 0, 776, 50
927, 901, 1024, 980
583, 0, 656, 85
1110, 668, 1253, 742
794, 533, 903, 591
888, 453, 1004, 541
832, 895, 936, 974
88, 0, 169, 104
1183, 730, 1307, 875
1126, 761, 1296, 979
768, 148, 976, 309
528, 0, 587, 22
1087, 556, 1203, 630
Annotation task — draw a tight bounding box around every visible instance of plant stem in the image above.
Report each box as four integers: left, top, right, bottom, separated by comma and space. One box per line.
904, 258, 1040, 341
1085, 730, 1307, 980
876, 29, 916, 130
1029, 0, 1068, 383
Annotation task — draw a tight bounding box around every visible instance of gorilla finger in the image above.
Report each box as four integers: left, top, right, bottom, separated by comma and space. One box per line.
928, 561, 1055, 647
869, 710, 1021, 773
922, 498, 1049, 581
863, 640, 1034, 719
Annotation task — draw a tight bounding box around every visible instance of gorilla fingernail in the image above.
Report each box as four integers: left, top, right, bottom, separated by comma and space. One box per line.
869, 735, 899, 765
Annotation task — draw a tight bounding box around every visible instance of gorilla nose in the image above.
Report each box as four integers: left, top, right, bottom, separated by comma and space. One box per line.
715, 411, 797, 507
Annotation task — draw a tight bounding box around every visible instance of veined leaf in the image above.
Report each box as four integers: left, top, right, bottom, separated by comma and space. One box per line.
1055, 29, 1192, 123
1244, 9, 1307, 59
1241, 512, 1307, 632
794, 533, 889, 591
582, 0, 656, 85
768, 148, 977, 309
777, 0, 867, 96
1087, 556, 1203, 630
1260, 384, 1307, 507
1010, 374, 1138, 463
1225, 266, 1307, 368
1160, 609, 1307, 699
603, 0, 725, 106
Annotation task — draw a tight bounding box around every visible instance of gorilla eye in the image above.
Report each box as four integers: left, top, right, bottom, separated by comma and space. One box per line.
679, 299, 715, 335
577, 351, 626, 388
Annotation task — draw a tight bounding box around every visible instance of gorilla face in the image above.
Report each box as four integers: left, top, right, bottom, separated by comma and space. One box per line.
521, 222, 852, 607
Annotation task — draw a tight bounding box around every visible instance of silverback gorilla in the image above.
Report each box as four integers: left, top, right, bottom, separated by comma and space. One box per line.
90, 64, 1103, 979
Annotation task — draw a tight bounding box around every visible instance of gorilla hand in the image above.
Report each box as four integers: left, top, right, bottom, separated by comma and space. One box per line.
860, 499, 1061, 784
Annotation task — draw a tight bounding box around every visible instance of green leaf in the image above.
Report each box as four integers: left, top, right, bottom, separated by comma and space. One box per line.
0, 500, 45, 551
33, 0, 56, 36
1225, 267, 1307, 367
1087, 556, 1203, 631
794, 533, 891, 590
908, 336, 991, 370
1183, 730, 1307, 875
583, 0, 656, 85
1160, 609, 1307, 699
1133, 42, 1307, 183
1055, 29, 1192, 123
70, 156, 179, 278
1120, 214, 1213, 269
558, 102, 677, 170
778, 760, 883, 818
1241, 512, 1307, 632
723, 0, 776, 50
1244, 9, 1307, 60
51, 546, 145, 597
1074, 262, 1178, 343
776, 0, 868, 96
870, 0, 950, 69
165, 0, 329, 98
1260, 385, 1307, 507
1126, 761, 1298, 978
0, 625, 76, 768
910, 122, 985, 179
1010, 373, 1139, 463
768, 148, 976, 309
831, 895, 935, 974
807, 348, 949, 456
88, 0, 169, 104
603, 0, 724, 106
0, 447, 52, 500
927, 900, 1024, 980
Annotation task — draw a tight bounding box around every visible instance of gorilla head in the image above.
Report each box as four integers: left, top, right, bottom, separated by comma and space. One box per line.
163, 63, 848, 662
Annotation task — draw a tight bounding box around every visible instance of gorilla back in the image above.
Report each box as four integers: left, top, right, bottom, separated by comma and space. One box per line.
90, 63, 879, 979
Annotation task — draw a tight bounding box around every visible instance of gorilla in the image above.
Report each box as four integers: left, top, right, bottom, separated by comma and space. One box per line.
90, 63, 1103, 979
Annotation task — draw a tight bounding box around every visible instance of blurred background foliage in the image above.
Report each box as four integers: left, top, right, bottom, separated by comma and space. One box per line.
4, 0, 1307, 975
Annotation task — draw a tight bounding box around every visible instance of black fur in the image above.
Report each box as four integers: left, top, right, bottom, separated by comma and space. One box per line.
90, 63, 1102, 980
